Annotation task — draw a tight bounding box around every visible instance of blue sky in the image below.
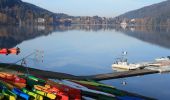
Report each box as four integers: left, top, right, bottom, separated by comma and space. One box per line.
22, 0, 165, 17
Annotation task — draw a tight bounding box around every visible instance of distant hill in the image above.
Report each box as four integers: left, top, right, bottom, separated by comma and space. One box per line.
0, 0, 70, 25
116, 0, 170, 25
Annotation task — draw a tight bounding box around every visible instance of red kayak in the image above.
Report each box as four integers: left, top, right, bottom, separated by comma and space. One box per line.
47, 80, 81, 100
0, 48, 20, 55
0, 48, 9, 54
0, 72, 26, 83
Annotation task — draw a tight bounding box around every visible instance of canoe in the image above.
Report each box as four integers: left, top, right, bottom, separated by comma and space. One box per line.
33, 88, 56, 100
47, 80, 81, 100
0, 80, 15, 90
58, 80, 115, 100
0, 85, 17, 100
27, 75, 46, 83
19, 75, 46, 88
0, 72, 26, 83
34, 85, 68, 100
6, 81, 26, 89
0, 93, 4, 100
0, 72, 14, 81
22, 88, 43, 100
71, 80, 125, 96
0, 48, 9, 54
8, 48, 20, 55
12, 88, 29, 100
0, 48, 20, 55
116, 96, 143, 100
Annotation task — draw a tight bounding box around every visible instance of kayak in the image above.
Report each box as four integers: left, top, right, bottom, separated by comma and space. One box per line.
0, 93, 4, 100
116, 96, 144, 100
22, 88, 43, 100
34, 85, 69, 100
47, 79, 81, 100
19, 75, 46, 88
0, 80, 15, 90
0, 72, 26, 83
0, 48, 9, 54
58, 80, 115, 100
33, 88, 57, 100
71, 80, 126, 96
8, 48, 20, 55
12, 88, 30, 100
6, 81, 26, 89
0, 48, 20, 55
0, 82, 17, 100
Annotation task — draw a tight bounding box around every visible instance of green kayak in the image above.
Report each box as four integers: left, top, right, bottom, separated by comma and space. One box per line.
19, 75, 46, 88
22, 88, 43, 100
0, 93, 4, 100
2, 89, 17, 100
32, 89, 56, 100
71, 80, 126, 96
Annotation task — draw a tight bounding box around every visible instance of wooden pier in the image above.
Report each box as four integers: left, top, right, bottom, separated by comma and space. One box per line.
83, 69, 159, 81
0, 63, 160, 81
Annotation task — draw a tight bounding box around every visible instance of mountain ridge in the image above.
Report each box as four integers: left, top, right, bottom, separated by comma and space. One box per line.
115, 0, 170, 25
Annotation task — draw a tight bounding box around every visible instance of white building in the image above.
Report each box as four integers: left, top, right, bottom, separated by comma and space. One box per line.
37, 18, 45, 23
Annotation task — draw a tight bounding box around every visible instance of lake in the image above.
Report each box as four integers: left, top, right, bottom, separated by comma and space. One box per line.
0, 25, 170, 99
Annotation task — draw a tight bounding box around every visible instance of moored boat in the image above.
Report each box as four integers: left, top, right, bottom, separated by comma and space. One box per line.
19, 75, 46, 88
22, 88, 43, 100
58, 80, 116, 99
12, 88, 30, 100
112, 60, 143, 70
0, 48, 20, 55
0, 93, 4, 100
116, 96, 144, 100
155, 56, 170, 61
70, 80, 125, 96
34, 85, 69, 100
33, 88, 57, 100
0, 48, 9, 54
0, 72, 26, 83
0, 88, 17, 100
47, 79, 81, 100
8, 48, 20, 55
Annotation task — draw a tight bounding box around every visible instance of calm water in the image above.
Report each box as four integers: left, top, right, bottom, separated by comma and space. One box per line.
0, 25, 170, 99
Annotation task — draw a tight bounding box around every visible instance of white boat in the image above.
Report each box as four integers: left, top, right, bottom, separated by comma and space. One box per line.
112, 51, 145, 70
112, 60, 143, 70
155, 56, 170, 62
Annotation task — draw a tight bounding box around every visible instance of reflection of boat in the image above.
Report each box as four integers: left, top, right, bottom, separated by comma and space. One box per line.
0, 48, 20, 55
155, 56, 170, 61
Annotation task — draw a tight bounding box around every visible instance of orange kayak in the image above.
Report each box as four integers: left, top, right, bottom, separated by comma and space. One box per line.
8, 48, 20, 54
0, 72, 26, 83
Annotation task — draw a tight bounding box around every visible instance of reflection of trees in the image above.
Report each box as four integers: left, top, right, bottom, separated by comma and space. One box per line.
0, 25, 54, 48
1, 25, 170, 49
119, 26, 170, 49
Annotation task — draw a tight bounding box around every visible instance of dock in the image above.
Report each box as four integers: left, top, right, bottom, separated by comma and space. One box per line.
0, 63, 161, 81
83, 69, 159, 81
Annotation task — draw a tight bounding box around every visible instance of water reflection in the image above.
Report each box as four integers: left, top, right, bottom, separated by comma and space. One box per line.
119, 26, 170, 49
0, 25, 54, 48
0, 25, 170, 49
